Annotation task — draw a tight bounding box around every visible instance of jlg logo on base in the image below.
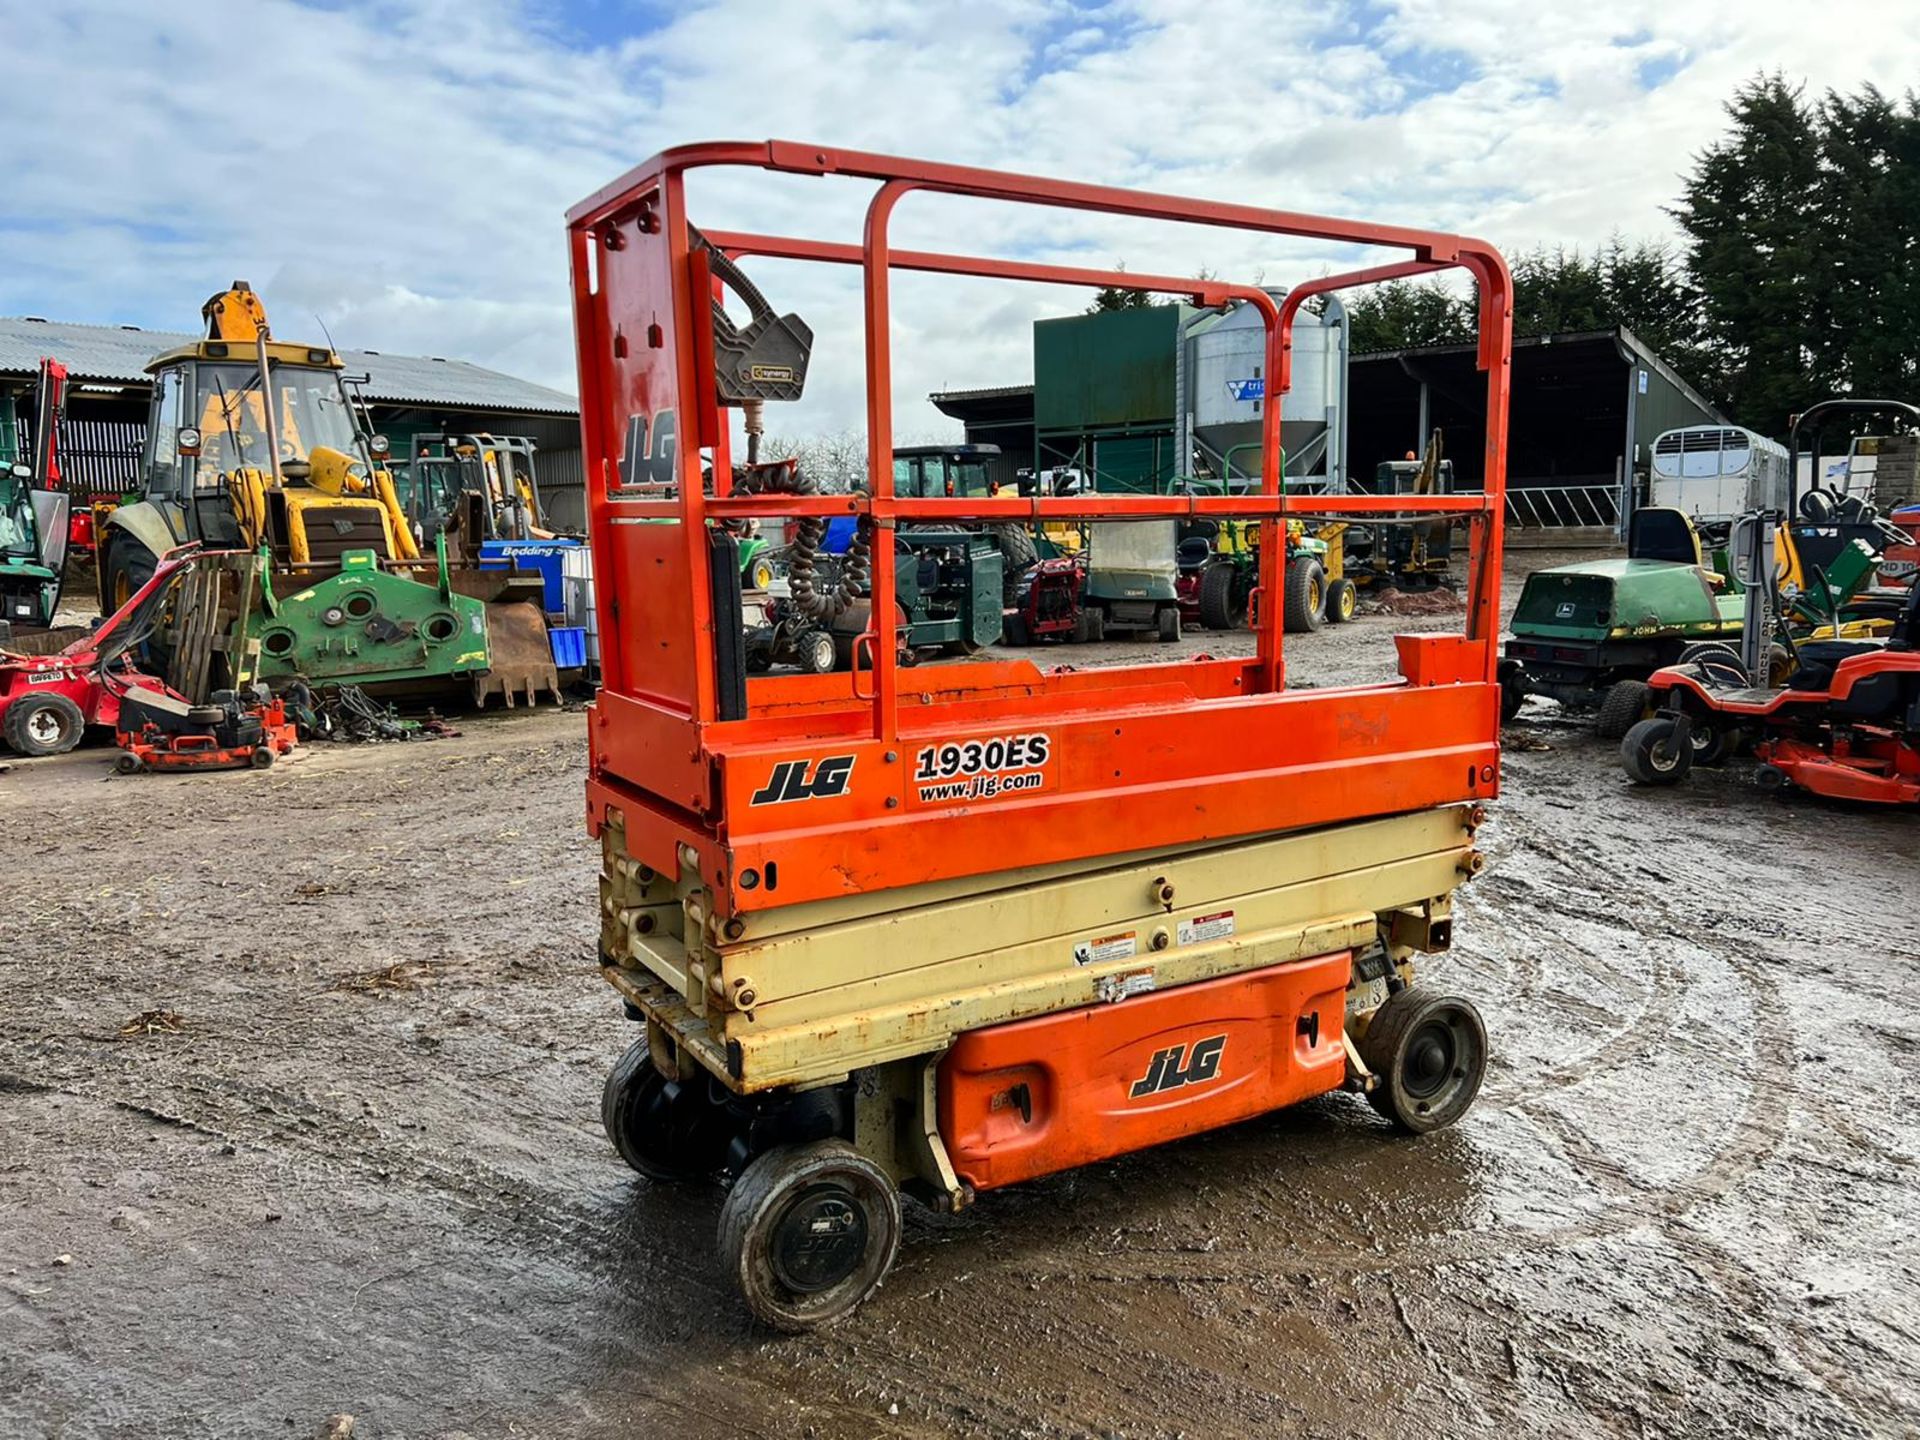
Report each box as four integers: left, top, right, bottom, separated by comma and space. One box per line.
750, 755, 855, 805
1129, 1035, 1227, 1098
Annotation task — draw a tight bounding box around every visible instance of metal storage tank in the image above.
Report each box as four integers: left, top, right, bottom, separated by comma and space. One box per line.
1177, 295, 1348, 490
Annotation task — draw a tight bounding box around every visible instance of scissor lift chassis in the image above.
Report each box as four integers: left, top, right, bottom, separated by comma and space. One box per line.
568, 141, 1512, 1328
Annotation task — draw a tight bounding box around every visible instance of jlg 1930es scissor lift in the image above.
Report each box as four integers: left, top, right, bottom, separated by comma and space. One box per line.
569, 143, 1513, 1329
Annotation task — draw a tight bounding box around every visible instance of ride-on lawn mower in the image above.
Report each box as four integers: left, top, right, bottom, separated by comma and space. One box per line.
1624, 513, 1920, 803
570, 142, 1508, 1331
1172, 485, 1346, 634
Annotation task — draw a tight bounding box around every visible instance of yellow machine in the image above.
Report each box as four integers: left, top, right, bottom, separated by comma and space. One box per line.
96, 284, 558, 704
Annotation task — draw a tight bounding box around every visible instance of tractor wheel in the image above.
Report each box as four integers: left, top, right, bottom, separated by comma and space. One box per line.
717, 1139, 902, 1332
101, 534, 158, 615
1360, 988, 1488, 1135
1594, 679, 1651, 739
1498, 662, 1528, 724
989, 524, 1040, 606
601, 1039, 732, 1182
1155, 605, 1182, 643
1004, 614, 1032, 647
1283, 560, 1327, 634
1197, 563, 1245, 630
1621, 716, 1693, 786
1325, 577, 1358, 625
745, 554, 776, 590
797, 630, 838, 675
1676, 642, 1748, 689
3, 691, 86, 758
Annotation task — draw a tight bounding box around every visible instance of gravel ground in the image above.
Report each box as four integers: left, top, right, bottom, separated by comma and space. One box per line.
3, 551, 1918, 1438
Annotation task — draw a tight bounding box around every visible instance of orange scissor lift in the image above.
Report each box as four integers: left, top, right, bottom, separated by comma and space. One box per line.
569, 142, 1512, 1329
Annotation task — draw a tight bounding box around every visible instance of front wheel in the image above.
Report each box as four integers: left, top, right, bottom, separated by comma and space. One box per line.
1197, 562, 1245, 630
1360, 988, 1488, 1135
1155, 605, 1182, 643
1325, 577, 1358, 624
1594, 678, 1651, 739
1621, 716, 1694, 786
796, 629, 838, 675
3, 691, 86, 757
717, 1139, 902, 1331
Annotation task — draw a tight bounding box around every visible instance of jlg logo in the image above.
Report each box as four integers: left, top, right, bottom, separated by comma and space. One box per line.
749, 755, 856, 805
1128, 1035, 1227, 1098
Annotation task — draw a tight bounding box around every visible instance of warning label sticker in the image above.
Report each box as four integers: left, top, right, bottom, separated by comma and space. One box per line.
1073, 930, 1137, 967
1096, 969, 1157, 1004
1176, 910, 1236, 947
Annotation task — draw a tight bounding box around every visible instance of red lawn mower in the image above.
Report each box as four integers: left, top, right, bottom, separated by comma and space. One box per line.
1623, 401, 1920, 806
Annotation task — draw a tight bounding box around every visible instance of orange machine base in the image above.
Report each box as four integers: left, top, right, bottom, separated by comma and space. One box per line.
937, 951, 1353, 1192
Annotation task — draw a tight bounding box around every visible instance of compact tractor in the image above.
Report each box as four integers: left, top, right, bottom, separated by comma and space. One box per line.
571, 142, 1506, 1329
96, 284, 556, 706
1173, 492, 1346, 634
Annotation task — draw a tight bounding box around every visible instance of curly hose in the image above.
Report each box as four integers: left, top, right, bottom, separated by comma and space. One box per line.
733, 461, 871, 622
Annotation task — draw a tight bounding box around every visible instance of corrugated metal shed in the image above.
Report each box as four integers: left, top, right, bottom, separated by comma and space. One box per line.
0, 316, 578, 416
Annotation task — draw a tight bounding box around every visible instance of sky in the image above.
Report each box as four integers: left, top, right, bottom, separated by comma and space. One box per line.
3, 0, 1919, 438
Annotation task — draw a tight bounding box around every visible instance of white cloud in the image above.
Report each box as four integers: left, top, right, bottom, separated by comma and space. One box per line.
3, 0, 1918, 438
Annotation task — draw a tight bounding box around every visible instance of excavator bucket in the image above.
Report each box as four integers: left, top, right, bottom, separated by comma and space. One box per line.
444, 569, 560, 708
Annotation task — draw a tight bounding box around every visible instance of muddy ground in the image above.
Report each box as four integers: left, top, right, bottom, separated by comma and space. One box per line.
4, 556, 1919, 1439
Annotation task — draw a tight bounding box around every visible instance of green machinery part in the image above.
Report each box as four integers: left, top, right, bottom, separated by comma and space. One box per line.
250, 540, 491, 692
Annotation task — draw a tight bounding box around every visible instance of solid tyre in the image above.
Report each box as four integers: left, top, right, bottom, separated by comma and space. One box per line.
1360, 988, 1488, 1135
601, 1039, 731, 1182
1621, 715, 1693, 786
717, 1139, 902, 1332
1594, 679, 1651, 739
1283, 560, 1326, 634
3, 691, 86, 757
1197, 563, 1245, 630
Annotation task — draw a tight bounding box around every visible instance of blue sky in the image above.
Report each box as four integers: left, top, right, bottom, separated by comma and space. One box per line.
2, 0, 1916, 435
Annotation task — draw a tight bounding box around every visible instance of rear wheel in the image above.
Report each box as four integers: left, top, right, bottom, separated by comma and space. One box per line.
1081, 605, 1106, 644
602, 1039, 732, 1182
1197, 563, 1245, 630
1621, 716, 1693, 786
1325, 577, 1358, 624
3, 692, 86, 757
1283, 560, 1326, 634
1594, 679, 1651, 739
1155, 605, 1182, 643
101, 534, 158, 615
1360, 988, 1488, 1135
717, 1139, 902, 1331
1498, 662, 1527, 724
1003, 614, 1032, 646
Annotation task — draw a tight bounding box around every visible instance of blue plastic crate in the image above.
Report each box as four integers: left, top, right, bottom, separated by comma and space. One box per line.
549, 626, 588, 670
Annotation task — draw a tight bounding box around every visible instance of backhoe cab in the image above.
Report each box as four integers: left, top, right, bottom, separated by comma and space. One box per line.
0, 358, 73, 636
95, 284, 554, 705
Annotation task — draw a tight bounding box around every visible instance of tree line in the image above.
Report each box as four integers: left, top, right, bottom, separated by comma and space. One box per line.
1339, 75, 1920, 438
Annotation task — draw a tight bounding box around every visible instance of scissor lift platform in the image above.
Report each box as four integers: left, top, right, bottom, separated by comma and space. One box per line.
569, 141, 1513, 1328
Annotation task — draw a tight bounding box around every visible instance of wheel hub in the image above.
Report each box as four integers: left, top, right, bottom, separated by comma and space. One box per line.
1403, 1023, 1456, 1098
28, 711, 60, 743
770, 1183, 868, 1294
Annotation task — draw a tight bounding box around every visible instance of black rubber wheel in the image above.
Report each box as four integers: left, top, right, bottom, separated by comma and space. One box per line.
1004, 614, 1032, 646
990, 524, 1040, 606
797, 630, 838, 675
101, 534, 158, 615
1197, 563, 1245, 630
717, 1139, 902, 1331
1082, 605, 1106, 643
3, 691, 86, 757
113, 750, 143, 775
1326, 577, 1358, 625
1360, 988, 1488, 1134
1621, 716, 1693, 786
942, 638, 985, 658
1283, 560, 1326, 634
1594, 679, 1651, 740
601, 1039, 732, 1182
1498, 662, 1527, 724
250, 746, 275, 770
1155, 605, 1182, 643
